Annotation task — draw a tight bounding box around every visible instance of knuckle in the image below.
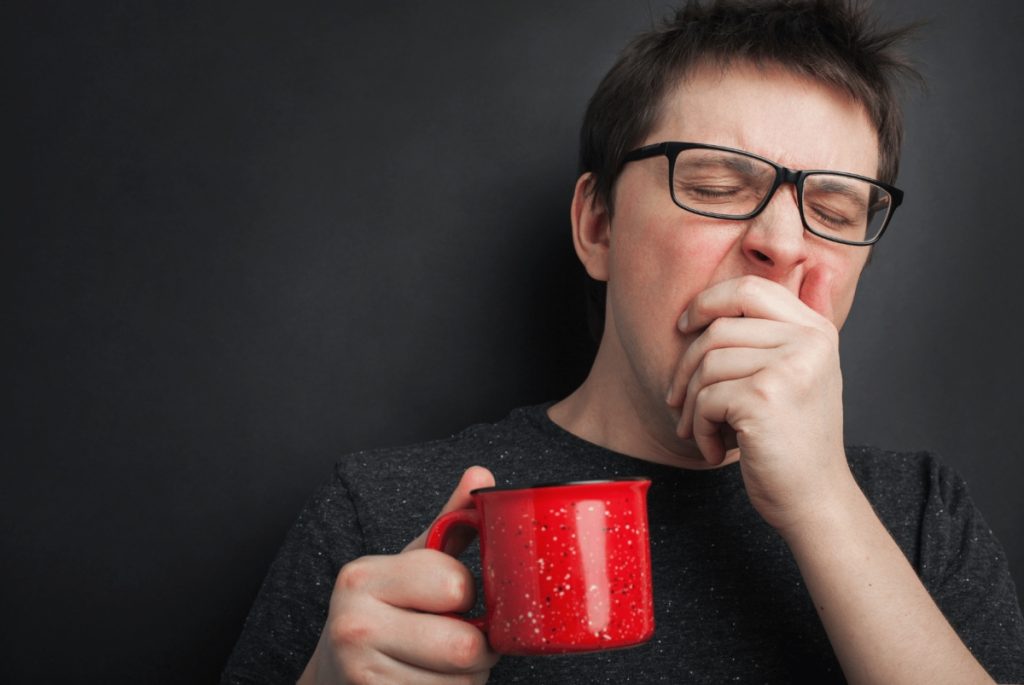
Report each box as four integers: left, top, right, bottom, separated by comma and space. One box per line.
789, 333, 833, 377
445, 629, 486, 670
694, 383, 715, 407
336, 557, 374, 594
701, 347, 723, 375
439, 563, 473, 607
749, 374, 777, 402
736, 275, 763, 302
704, 316, 729, 339
328, 611, 373, 649
362, 669, 391, 685
811, 324, 839, 349
340, 662, 385, 685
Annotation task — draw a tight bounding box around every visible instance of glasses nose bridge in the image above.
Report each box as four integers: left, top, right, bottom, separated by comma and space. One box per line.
758, 164, 804, 216
777, 165, 801, 186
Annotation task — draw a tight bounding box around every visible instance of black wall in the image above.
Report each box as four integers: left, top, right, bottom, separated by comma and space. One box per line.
9, 1, 1023, 682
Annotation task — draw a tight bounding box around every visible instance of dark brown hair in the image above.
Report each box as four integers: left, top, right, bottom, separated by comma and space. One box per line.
577, 0, 921, 341
579, 0, 922, 214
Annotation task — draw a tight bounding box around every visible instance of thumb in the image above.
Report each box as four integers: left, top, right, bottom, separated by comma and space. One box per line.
799, 265, 835, 323
403, 465, 496, 552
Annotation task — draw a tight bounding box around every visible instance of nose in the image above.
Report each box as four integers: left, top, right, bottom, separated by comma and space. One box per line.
739, 182, 808, 284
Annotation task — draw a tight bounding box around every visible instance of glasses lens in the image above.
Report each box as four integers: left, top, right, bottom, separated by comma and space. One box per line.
672, 148, 775, 217
802, 174, 892, 244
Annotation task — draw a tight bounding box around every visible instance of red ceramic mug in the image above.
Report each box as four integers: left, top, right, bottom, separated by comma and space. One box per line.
425, 477, 654, 655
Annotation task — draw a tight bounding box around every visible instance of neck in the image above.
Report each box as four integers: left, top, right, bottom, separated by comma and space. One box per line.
548, 340, 736, 470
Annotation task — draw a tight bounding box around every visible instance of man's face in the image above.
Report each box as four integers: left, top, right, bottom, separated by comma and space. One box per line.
593, 61, 878, 452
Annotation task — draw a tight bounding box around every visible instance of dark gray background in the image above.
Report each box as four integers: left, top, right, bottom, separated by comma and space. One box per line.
8, 1, 1023, 682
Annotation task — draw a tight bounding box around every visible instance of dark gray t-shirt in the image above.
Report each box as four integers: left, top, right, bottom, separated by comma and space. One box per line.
222, 404, 1024, 683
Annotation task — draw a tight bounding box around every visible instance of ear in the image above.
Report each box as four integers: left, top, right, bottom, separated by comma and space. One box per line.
570, 173, 611, 282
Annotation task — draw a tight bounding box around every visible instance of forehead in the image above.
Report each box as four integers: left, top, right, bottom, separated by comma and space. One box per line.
647, 61, 880, 177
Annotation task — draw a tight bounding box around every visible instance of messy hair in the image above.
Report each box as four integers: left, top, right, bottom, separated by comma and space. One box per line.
580, 0, 922, 214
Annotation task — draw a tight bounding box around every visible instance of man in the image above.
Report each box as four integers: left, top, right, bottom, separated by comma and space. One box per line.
223, 1, 1024, 683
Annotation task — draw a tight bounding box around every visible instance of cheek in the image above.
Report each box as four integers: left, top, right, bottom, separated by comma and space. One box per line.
606, 219, 740, 392
824, 254, 868, 328
831, 279, 859, 328
610, 217, 738, 310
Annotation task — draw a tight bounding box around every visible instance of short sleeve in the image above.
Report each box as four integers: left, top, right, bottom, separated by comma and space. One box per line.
220, 472, 366, 684
918, 461, 1024, 681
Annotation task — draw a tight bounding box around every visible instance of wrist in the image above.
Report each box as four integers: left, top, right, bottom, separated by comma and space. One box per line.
772, 462, 866, 547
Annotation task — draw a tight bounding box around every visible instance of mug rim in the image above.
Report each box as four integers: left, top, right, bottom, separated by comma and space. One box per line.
470, 476, 649, 496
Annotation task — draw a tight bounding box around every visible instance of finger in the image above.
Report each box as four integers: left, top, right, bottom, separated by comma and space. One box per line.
798, 264, 836, 322
677, 347, 772, 440
405, 466, 496, 552
329, 565, 499, 678
436, 466, 496, 516
690, 379, 745, 466
339, 548, 479, 614
678, 275, 821, 334
375, 657, 494, 685
375, 607, 501, 676
331, 639, 494, 685
667, 317, 791, 407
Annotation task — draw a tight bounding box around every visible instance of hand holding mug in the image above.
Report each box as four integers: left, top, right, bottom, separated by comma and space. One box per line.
298, 466, 500, 685
426, 478, 655, 655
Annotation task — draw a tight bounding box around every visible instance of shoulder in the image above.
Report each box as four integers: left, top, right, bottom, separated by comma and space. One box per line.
843, 446, 967, 556
846, 448, 1024, 676
844, 447, 1002, 592
333, 404, 550, 485
324, 405, 556, 545
845, 445, 964, 503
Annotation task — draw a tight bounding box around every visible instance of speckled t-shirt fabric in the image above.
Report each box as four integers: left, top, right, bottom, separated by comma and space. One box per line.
222, 404, 1024, 683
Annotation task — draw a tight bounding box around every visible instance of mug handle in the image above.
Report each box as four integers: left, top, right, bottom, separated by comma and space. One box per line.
424, 508, 488, 632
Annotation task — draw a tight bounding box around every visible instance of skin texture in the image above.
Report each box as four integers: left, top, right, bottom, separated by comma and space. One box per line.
550, 62, 994, 684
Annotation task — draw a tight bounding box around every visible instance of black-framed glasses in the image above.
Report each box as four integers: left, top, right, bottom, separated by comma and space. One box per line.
621, 142, 904, 246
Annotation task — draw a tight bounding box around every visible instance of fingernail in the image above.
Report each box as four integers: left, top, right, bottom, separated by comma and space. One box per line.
666, 385, 674, 404
677, 310, 689, 331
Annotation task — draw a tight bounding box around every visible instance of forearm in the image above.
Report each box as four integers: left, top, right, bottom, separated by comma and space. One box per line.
783, 473, 993, 685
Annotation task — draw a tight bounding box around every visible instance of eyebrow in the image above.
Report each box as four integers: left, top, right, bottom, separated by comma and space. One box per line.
811, 178, 870, 207
682, 153, 763, 176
